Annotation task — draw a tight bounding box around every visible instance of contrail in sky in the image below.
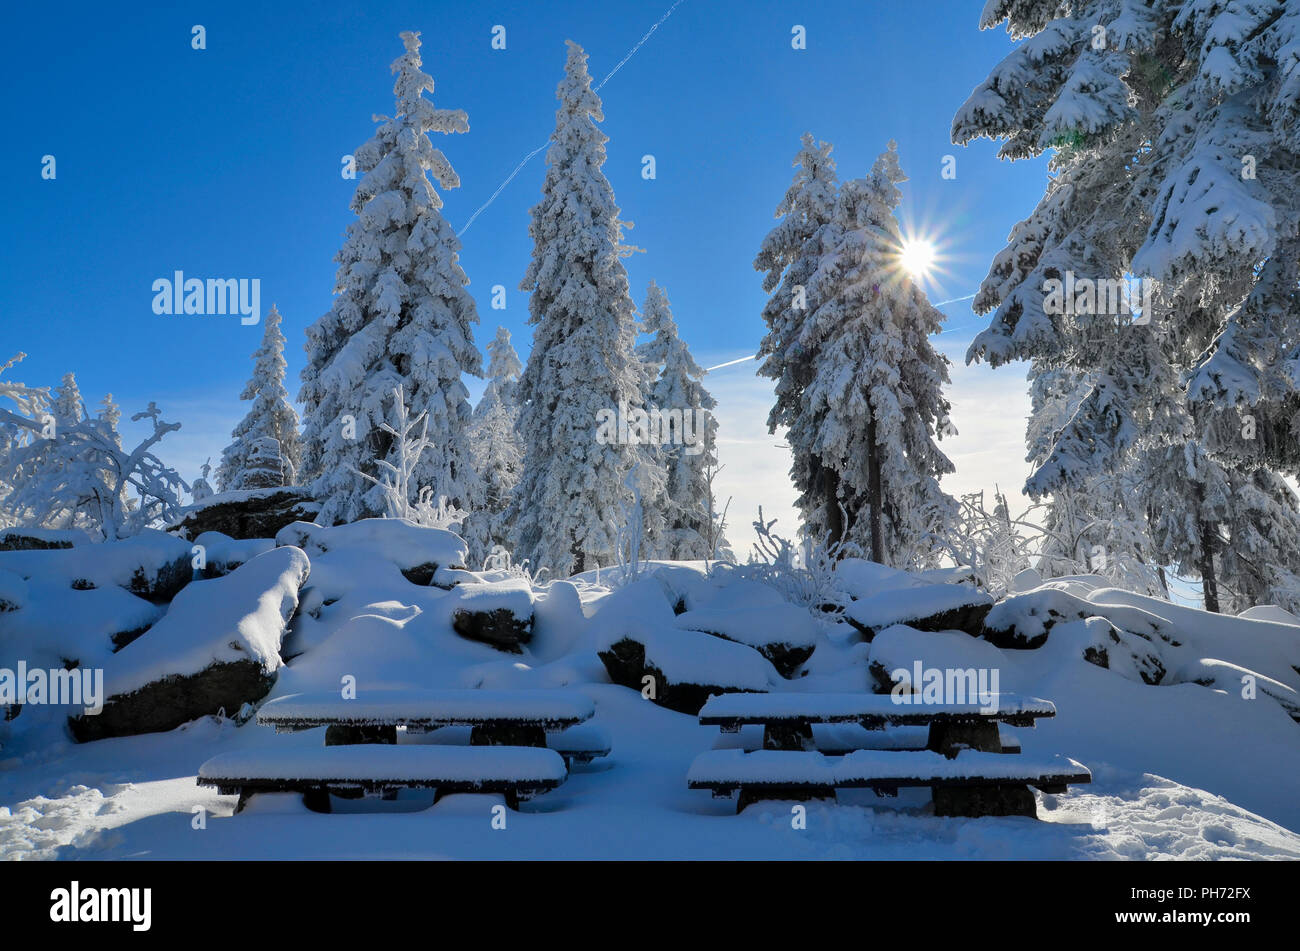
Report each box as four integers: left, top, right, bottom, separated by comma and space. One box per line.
704, 290, 980, 372
457, 0, 689, 238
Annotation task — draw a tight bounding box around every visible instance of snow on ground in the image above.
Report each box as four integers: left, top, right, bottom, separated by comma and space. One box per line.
1, 528, 1298, 860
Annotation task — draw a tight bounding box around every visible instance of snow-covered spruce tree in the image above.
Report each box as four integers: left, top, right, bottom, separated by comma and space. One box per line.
952, 0, 1300, 610
467, 326, 524, 562
217, 304, 302, 493
1025, 360, 1166, 595
754, 134, 840, 538
637, 280, 726, 560
52, 373, 84, 427
299, 31, 481, 525
796, 142, 957, 567
508, 41, 646, 577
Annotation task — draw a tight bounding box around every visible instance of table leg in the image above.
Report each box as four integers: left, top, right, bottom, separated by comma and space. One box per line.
927, 720, 1001, 758
470, 724, 547, 747
763, 720, 813, 750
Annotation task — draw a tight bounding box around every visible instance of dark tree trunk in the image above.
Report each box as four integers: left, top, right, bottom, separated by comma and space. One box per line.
1198, 517, 1220, 613
571, 527, 585, 576
866, 414, 884, 565
823, 465, 843, 548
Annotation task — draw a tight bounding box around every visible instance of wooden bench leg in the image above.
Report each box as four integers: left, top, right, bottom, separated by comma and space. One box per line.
932, 784, 1036, 818
470, 724, 547, 747
763, 721, 813, 751
302, 787, 333, 813
927, 720, 1001, 758
234, 790, 254, 814
325, 724, 397, 746
737, 785, 835, 813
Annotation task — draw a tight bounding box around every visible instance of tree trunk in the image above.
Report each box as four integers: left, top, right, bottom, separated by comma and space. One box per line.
866, 414, 884, 565
1198, 517, 1220, 613
823, 465, 843, 548
570, 527, 585, 576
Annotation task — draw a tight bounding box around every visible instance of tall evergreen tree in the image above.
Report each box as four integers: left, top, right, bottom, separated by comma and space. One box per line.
508, 40, 645, 577
52, 373, 83, 428
952, 0, 1300, 610
637, 281, 724, 560
299, 31, 481, 524
217, 304, 302, 492
467, 326, 524, 562
754, 134, 840, 542
797, 142, 957, 566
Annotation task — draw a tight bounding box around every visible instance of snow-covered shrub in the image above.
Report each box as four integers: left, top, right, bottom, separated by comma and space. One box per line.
1, 363, 188, 541
729, 507, 858, 614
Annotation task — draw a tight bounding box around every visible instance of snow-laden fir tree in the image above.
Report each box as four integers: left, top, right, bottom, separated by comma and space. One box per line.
754, 134, 840, 535
952, 0, 1300, 610
1026, 360, 1165, 595
508, 41, 646, 577
796, 142, 957, 566
636, 281, 726, 560
467, 326, 524, 562
299, 31, 481, 525
52, 373, 83, 427
217, 304, 302, 492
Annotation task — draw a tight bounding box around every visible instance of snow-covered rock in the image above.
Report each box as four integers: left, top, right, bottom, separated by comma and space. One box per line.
0, 530, 194, 601
192, 532, 275, 579
277, 518, 467, 586
845, 583, 994, 638
68, 546, 310, 742
0, 527, 92, 551
0, 570, 26, 613
449, 578, 535, 653
168, 487, 319, 542
674, 604, 818, 678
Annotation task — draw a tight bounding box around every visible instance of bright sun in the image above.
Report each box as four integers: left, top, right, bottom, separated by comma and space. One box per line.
899, 239, 937, 279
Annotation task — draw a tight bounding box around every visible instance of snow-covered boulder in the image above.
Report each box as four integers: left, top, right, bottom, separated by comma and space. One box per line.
0, 527, 92, 551
866, 624, 1008, 694
0, 530, 194, 601
449, 578, 535, 653
167, 487, 320, 542
276, 518, 467, 587
191, 532, 275, 579
68, 546, 310, 742
0, 582, 165, 676
673, 604, 818, 678
597, 626, 778, 714
0, 570, 26, 613
588, 580, 778, 713
1074, 618, 1169, 686
844, 583, 994, 639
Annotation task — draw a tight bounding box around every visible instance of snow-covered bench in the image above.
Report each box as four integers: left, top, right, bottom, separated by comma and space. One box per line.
697, 691, 1054, 755
257, 688, 596, 748
713, 722, 1022, 756
198, 745, 569, 812
413, 721, 613, 767
688, 748, 1090, 816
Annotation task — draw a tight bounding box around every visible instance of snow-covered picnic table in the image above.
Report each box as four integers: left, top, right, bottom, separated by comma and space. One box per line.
198, 744, 569, 812
258, 688, 596, 748
691, 691, 1088, 816
697, 691, 1055, 756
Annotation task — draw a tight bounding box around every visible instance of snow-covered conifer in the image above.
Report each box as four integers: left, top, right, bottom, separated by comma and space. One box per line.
508, 41, 645, 577
299, 31, 481, 525
953, 1, 1300, 609
217, 304, 302, 492
754, 134, 840, 526
637, 281, 725, 560
795, 142, 957, 566
467, 326, 524, 561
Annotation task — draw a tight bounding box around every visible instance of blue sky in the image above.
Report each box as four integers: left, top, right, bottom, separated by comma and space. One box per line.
3, 0, 1053, 552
